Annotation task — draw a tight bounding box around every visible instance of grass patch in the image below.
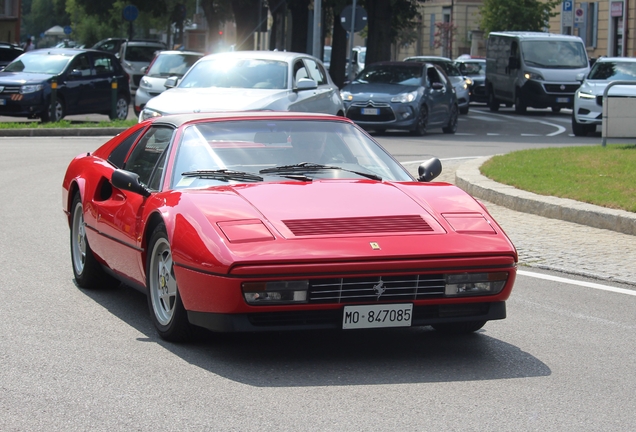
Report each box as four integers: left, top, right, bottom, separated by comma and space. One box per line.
0, 119, 137, 129
481, 145, 636, 213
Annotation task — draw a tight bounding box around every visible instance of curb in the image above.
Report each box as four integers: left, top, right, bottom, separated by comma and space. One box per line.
0, 128, 127, 137
455, 156, 636, 237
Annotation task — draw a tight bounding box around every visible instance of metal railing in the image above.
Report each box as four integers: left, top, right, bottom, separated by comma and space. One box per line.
601, 80, 636, 146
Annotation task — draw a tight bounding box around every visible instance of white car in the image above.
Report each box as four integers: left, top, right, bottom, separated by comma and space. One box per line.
134, 50, 204, 116
404, 56, 471, 114
572, 57, 636, 136
139, 51, 345, 122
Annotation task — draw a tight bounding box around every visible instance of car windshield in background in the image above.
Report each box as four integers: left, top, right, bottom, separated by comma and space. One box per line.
4, 53, 70, 74
588, 61, 636, 80
125, 46, 160, 63
171, 119, 412, 189
432, 61, 461, 77
179, 58, 288, 90
354, 65, 423, 86
521, 40, 588, 68
458, 61, 485, 76
147, 54, 201, 78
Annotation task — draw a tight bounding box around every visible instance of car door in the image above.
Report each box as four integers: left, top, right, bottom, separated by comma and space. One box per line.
425, 66, 448, 125
91, 126, 173, 286
304, 58, 340, 114
287, 58, 321, 113
91, 53, 119, 113
62, 53, 95, 114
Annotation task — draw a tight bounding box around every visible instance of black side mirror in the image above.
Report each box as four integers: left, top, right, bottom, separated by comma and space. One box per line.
431, 82, 445, 91
112, 169, 151, 197
417, 157, 442, 182
508, 57, 519, 70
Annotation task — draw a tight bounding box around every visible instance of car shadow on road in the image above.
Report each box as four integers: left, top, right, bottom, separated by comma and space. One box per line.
80, 281, 551, 387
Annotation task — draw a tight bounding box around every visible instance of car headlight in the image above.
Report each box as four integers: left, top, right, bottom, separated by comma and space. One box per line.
340, 91, 353, 101
140, 108, 163, 121
242, 280, 309, 305
391, 90, 418, 103
523, 71, 544, 80
444, 272, 508, 296
577, 91, 596, 99
465, 77, 473, 86
139, 77, 151, 89
20, 84, 44, 94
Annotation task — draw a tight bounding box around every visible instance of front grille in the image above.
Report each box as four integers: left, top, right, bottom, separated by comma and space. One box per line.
309, 274, 445, 304
347, 102, 395, 122
543, 84, 579, 94
283, 215, 433, 236
0, 85, 20, 94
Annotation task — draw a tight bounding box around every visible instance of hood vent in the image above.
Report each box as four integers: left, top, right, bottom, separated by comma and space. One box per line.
283, 215, 433, 236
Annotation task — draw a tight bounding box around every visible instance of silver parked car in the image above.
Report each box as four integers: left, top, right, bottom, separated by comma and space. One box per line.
139, 51, 345, 122
404, 55, 471, 114
134, 50, 204, 116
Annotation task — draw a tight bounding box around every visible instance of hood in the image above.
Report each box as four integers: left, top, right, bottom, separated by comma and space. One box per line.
529, 67, 589, 82
145, 87, 292, 113
580, 80, 636, 96
0, 72, 51, 85
342, 83, 420, 100
168, 180, 516, 270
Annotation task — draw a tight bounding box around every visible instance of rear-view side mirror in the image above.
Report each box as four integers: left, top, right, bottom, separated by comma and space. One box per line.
296, 78, 318, 91
112, 169, 151, 197
417, 158, 442, 182
431, 82, 445, 91
164, 76, 179, 89
508, 57, 520, 70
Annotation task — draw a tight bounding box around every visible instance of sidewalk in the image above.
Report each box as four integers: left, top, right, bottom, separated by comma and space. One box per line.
453, 157, 636, 286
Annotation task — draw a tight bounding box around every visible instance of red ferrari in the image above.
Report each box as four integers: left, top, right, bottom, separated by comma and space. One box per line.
63, 112, 517, 341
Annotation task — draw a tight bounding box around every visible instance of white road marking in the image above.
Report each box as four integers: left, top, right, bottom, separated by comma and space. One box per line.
518, 270, 636, 296
472, 109, 568, 136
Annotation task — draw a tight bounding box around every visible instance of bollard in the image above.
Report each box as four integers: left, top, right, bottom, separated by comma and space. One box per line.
50, 78, 58, 122
111, 77, 118, 120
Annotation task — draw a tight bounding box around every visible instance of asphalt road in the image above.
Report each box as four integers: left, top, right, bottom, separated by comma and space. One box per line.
1, 130, 634, 430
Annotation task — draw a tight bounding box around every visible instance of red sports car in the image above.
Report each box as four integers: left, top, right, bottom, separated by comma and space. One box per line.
63, 112, 517, 341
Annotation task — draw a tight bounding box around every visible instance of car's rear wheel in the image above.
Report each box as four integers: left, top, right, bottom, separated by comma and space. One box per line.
431, 320, 487, 334
110, 94, 129, 120
514, 94, 527, 114
571, 112, 595, 137
411, 106, 428, 136
488, 92, 499, 112
147, 223, 191, 342
41, 97, 65, 122
70, 193, 112, 288
442, 103, 458, 134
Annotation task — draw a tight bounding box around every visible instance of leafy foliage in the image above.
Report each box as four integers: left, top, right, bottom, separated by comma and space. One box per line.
479, 0, 561, 34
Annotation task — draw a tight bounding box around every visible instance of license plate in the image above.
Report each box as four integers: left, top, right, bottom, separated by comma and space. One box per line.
556, 97, 569, 103
361, 108, 380, 115
0, 99, 6, 105
343, 303, 413, 329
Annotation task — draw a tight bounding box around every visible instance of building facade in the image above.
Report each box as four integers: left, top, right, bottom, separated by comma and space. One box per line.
0, 0, 20, 44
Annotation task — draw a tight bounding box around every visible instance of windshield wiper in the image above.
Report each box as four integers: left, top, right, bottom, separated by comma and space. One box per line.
259, 163, 382, 181
181, 169, 263, 182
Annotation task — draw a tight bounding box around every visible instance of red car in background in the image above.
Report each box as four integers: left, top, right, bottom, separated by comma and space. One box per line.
62, 112, 517, 342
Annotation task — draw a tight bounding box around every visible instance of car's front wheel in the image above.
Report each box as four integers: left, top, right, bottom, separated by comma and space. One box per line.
411, 106, 428, 136
514, 94, 527, 114
70, 193, 112, 288
41, 97, 65, 122
488, 92, 499, 112
110, 95, 129, 120
147, 223, 191, 342
442, 104, 458, 134
571, 113, 595, 137
431, 320, 487, 334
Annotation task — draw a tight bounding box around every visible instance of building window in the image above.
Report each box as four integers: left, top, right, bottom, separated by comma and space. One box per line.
577, 2, 598, 48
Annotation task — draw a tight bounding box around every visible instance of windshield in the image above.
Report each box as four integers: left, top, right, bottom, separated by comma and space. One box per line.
588, 61, 636, 81
147, 53, 201, 78
355, 65, 423, 86
178, 58, 289, 90
521, 40, 588, 68
431, 61, 461, 77
457, 61, 485, 76
4, 53, 71, 74
171, 120, 412, 188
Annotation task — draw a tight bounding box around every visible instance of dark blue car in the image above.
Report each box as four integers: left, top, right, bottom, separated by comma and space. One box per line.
0, 48, 131, 122
340, 61, 458, 136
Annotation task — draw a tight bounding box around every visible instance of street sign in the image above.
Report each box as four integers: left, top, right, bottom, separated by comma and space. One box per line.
64, 26, 72, 35
561, 0, 574, 32
123, 4, 139, 22
340, 5, 367, 33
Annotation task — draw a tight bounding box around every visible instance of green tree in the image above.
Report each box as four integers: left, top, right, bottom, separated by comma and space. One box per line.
479, 0, 561, 34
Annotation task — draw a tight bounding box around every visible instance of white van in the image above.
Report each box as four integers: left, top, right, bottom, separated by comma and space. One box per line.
485, 32, 589, 113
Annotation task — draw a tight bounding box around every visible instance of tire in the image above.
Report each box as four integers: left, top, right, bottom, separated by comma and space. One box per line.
571, 113, 594, 137
431, 320, 487, 334
514, 94, 527, 114
551, 106, 561, 113
41, 97, 65, 122
442, 103, 458, 134
147, 223, 192, 342
411, 106, 428, 136
488, 92, 499, 112
110, 95, 129, 120
459, 105, 469, 115
70, 193, 111, 288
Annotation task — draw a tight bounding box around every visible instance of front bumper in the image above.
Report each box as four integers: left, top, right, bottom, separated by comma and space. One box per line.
0, 92, 47, 118
573, 94, 603, 125
344, 101, 419, 131
519, 80, 580, 109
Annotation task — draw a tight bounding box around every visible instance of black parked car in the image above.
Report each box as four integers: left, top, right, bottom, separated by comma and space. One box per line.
0, 48, 131, 122
0, 42, 24, 70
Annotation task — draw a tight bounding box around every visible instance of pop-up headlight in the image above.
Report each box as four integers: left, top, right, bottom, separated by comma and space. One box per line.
242, 280, 309, 304
444, 272, 507, 296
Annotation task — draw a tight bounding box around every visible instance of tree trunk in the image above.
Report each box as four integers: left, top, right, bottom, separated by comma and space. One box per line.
269, 0, 287, 51
232, 0, 261, 50
365, 0, 392, 65
330, 5, 348, 88
288, 0, 310, 53
200, 0, 222, 53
